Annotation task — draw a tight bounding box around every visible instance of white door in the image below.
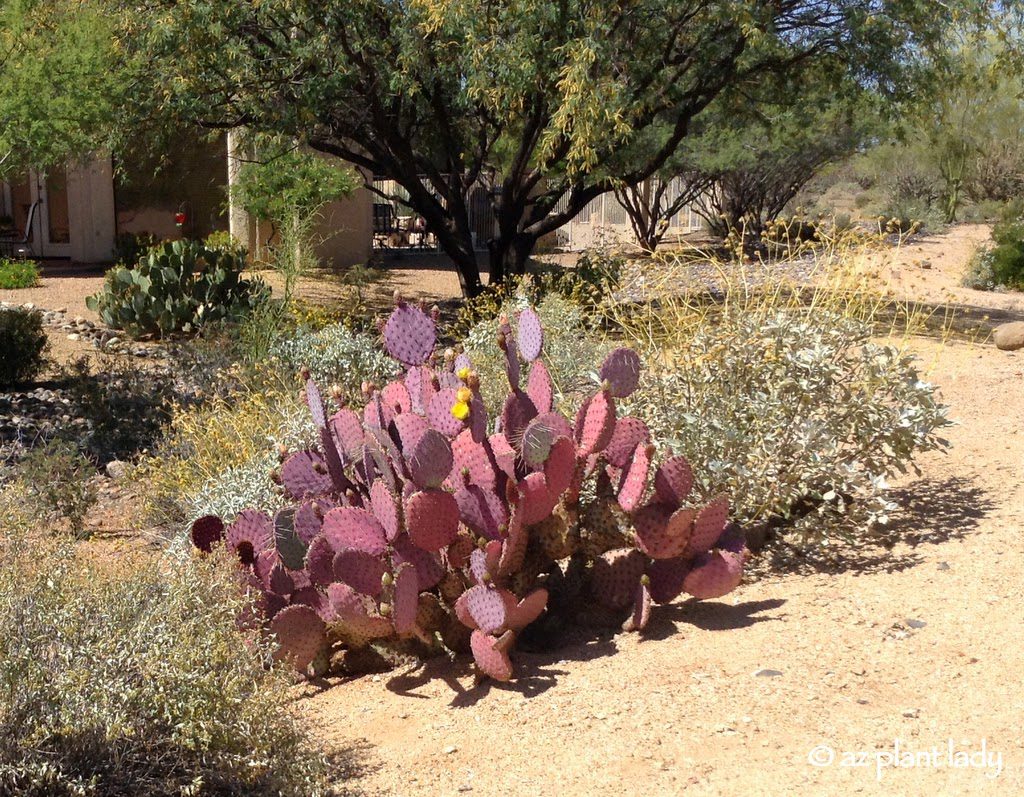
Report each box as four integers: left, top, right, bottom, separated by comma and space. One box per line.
1, 167, 73, 258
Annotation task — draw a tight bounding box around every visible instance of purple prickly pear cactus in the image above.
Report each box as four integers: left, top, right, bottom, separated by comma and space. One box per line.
190, 300, 745, 682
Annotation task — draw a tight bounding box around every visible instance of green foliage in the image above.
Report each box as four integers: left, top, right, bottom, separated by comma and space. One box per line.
233, 136, 359, 229
0, 258, 39, 288
17, 439, 97, 538
86, 239, 267, 339
629, 310, 951, 543
272, 324, 401, 402
0, 306, 48, 386
0, 0, 123, 174
0, 495, 331, 796
60, 356, 176, 462
969, 217, 1024, 290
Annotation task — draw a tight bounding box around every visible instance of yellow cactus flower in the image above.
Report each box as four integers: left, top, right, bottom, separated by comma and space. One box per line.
456, 366, 472, 381
456, 386, 473, 404
451, 401, 470, 421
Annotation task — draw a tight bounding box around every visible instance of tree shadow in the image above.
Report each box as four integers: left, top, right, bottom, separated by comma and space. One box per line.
325, 739, 387, 797
753, 475, 996, 576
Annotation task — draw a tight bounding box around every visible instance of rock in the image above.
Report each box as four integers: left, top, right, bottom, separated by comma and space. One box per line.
937, 561, 950, 571
905, 618, 927, 629
993, 322, 1024, 351
753, 668, 783, 678
105, 460, 129, 481
67, 333, 80, 341
902, 708, 920, 718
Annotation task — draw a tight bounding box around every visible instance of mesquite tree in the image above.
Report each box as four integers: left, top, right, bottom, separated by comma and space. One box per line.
614, 173, 714, 253
107, 0, 982, 296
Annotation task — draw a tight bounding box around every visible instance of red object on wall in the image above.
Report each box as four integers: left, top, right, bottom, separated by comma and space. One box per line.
174, 211, 187, 227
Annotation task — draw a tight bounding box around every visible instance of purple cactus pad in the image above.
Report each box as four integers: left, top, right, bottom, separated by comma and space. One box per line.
322, 507, 388, 555
190, 515, 224, 553
599, 348, 642, 398
383, 303, 436, 365
516, 307, 544, 362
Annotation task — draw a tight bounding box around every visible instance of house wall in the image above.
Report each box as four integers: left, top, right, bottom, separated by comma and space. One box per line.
560, 185, 704, 251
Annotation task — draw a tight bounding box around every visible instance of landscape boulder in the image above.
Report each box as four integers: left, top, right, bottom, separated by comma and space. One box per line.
992, 321, 1024, 351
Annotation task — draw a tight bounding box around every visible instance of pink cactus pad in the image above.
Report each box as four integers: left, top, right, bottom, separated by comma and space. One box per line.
470, 629, 515, 681
526, 360, 553, 413
389, 412, 429, 454
516, 472, 558, 526
450, 429, 498, 489
455, 484, 507, 539
225, 509, 273, 565
633, 504, 695, 560
505, 588, 549, 631
383, 303, 436, 365
392, 562, 420, 635
520, 416, 558, 468
469, 541, 502, 585
327, 583, 394, 638
622, 580, 652, 632
682, 549, 744, 599
369, 480, 401, 541
604, 417, 651, 469
427, 388, 467, 437
333, 549, 386, 597
322, 507, 387, 555
575, 390, 616, 456
502, 327, 521, 389
190, 514, 224, 553
617, 442, 652, 512
683, 496, 730, 558
269, 562, 295, 597
516, 307, 544, 361
391, 533, 445, 590
599, 348, 642, 398
488, 433, 518, 480
653, 456, 695, 507
463, 584, 509, 634
270, 604, 326, 672
304, 378, 327, 429
281, 450, 333, 500
645, 556, 691, 604
381, 380, 412, 415
590, 547, 645, 610
405, 489, 460, 551
408, 428, 454, 489
330, 408, 364, 460
291, 587, 331, 620
544, 436, 576, 497
446, 533, 476, 568
454, 352, 473, 373
304, 533, 336, 586
293, 501, 323, 544
499, 390, 538, 445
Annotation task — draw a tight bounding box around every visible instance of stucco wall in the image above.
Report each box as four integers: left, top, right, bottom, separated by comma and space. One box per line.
67, 157, 116, 262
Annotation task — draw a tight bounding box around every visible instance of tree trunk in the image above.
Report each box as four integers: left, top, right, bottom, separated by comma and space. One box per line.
487, 232, 536, 287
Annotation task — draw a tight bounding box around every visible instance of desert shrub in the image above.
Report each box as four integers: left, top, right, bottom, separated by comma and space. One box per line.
987, 218, 1024, 290
0, 307, 48, 387
461, 292, 612, 417
139, 388, 316, 531
0, 494, 331, 796
627, 309, 950, 543
0, 258, 39, 289
60, 356, 176, 462
86, 239, 268, 338
962, 246, 999, 291
273, 323, 400, 400
186, 301, 747, 683
17, 439, 98, 538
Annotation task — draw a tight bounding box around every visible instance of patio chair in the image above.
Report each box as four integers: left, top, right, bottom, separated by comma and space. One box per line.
0, 200, 38, 259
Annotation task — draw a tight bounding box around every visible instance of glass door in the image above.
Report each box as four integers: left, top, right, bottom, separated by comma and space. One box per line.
1, 168, 72, 258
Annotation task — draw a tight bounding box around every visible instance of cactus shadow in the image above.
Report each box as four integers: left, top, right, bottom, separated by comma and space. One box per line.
324, 739, 387, 796
754, 475, 995, 576
641, 598, 787, 640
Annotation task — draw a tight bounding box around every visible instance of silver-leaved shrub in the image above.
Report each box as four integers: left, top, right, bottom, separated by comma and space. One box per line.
628, 310, 951, 543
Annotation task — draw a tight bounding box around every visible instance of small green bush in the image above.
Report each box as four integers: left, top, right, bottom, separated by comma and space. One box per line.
0, 307, 49, 386
0, 495, 332, 796
60, 356, 176, 462
86, 239, 268, 338
962, 246, 999, 291
18, 439, 98, 538
0, 258, 40, 289
988, 218, 1024, 290
629, 309, 951, 543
